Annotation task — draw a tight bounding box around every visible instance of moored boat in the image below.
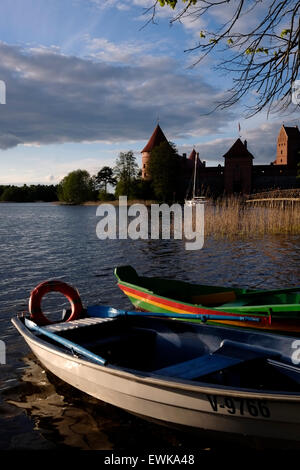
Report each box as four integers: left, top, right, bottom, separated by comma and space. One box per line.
185, 149, 205, 206
11, 282, 300, 448
114, 266, 300, 334
185, 196, 206, 206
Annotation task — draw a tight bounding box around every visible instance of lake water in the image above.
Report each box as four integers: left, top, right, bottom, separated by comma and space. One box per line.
0, 202, 299, 450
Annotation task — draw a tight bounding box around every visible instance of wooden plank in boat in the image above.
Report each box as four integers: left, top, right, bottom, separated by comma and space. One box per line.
44, 317, 114, 333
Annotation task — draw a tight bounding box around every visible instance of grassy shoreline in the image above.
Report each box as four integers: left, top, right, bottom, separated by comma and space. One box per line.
53, 199, 157, 206
205, 197, 300, 237
3, 197, 299, 237
88, 196, 300, 237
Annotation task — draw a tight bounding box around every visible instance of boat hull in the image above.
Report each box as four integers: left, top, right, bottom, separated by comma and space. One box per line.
114, 265, 300, 333
11, 317, 300, 446
118, 283, 300, 333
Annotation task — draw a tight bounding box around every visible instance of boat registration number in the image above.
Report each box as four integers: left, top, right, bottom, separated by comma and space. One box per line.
206, 395, 271, 418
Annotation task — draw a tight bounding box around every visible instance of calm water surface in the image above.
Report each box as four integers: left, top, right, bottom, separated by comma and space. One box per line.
0, 203, 299, 450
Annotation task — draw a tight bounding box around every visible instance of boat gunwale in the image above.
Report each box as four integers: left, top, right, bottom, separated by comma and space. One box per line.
115, 279, 300, 315
114, 267, 300, 299
117, 282, 244, 314
11, 316, 300, 403
115, 271, 300, 325
118, 283, 273, 321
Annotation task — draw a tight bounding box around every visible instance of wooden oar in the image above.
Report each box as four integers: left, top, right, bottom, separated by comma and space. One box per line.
25, 319, 107, 365
87, 305, 264, 323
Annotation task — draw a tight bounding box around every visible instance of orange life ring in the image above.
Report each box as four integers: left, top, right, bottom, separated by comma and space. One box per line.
29, 280, 83, 326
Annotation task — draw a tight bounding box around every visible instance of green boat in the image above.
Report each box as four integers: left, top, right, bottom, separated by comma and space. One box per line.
115, 265, 300, 334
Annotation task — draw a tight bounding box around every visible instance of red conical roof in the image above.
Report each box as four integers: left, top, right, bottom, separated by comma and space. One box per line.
141, 124, 169, 153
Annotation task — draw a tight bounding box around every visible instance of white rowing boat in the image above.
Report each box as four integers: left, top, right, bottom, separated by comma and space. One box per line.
12, 304, 300, 448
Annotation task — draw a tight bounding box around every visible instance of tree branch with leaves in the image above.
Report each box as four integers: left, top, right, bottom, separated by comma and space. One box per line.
146, 0, 300, 116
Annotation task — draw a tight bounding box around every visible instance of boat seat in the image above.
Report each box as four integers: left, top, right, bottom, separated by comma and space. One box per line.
154, 340, 279, 380
43, 317, 115, 333
217, 299, 251, 308
192, 291, 236, 306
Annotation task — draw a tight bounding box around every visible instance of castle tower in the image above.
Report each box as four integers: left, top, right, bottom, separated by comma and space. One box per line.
275, 124, 300, 167
223, 138, 254, 194
141, 124, 170, 179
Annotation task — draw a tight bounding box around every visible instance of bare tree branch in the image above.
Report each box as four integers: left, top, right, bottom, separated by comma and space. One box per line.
146, 0, 300, 116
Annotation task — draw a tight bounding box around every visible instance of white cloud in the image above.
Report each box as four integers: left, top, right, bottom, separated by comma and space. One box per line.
87, 0, 129, 10
87, 0, 153, 11
85, 36, 153, 64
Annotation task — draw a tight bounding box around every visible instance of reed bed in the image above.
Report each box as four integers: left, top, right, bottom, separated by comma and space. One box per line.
204, 196, 300, 238
247, 188, 300, 200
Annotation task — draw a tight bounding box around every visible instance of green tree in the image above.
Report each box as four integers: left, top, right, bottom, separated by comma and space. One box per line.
148, 141, 182, 201
94, 166, 117, 193
114, 151, 139, 197
130, 179, 155, 200
147, 0, 300, 116
57, 169, 95, 204
98, 190, 116, 201
1, 186, 24, 202
0, 184, 58, 202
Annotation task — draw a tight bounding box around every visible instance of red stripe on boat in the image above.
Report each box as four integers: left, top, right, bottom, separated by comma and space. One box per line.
118, 283, 260, 319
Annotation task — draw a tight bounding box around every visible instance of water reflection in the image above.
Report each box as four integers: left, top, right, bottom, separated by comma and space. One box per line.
4, 355, 215, 451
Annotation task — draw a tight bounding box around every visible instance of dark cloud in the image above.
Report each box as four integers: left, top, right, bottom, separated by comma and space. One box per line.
0, 42, 236, 150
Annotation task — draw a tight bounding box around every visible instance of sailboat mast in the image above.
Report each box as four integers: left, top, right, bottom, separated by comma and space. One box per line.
192, 153, 197, 198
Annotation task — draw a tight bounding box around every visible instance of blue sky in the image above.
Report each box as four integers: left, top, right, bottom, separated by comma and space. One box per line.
0, 0, 299, 185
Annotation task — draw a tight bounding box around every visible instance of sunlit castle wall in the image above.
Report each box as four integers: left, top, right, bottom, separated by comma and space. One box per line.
141, 151, 151, 180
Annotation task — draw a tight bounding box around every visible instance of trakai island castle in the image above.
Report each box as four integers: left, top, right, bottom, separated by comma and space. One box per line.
141, 124, 300, 195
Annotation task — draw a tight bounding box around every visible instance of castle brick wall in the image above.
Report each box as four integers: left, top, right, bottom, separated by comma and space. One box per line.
141, 124, 299, 195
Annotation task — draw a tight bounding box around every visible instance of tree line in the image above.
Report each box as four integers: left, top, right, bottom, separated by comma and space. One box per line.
57, 142, 184, 204
0, 184, 58, 202
0, 142, 183, 203
2, 143, 299, 203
